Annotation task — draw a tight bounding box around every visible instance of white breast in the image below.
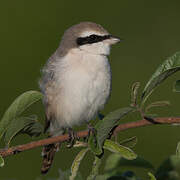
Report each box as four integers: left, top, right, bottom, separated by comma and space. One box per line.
49, 48, 111, 133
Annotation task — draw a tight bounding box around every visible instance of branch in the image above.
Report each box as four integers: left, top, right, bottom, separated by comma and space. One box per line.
0, 117, 180, 157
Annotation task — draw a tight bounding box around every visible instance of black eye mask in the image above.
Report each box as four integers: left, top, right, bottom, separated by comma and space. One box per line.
76, 34, 111, 46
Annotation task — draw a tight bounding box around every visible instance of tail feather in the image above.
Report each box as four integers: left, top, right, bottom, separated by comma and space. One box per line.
41, 143, 59, 174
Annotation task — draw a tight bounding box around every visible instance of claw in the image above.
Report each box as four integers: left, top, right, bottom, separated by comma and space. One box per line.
55, 143, 60, 152
66, 128, 77, 148
13, 149, 21, 154
87, 124, 97, 144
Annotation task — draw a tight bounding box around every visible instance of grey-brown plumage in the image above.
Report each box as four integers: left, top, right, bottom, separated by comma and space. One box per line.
39, 21, 120, 174
41, 143, 59, 174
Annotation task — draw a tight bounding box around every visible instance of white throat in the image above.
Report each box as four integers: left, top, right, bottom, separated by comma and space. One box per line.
79, 42, 110, 56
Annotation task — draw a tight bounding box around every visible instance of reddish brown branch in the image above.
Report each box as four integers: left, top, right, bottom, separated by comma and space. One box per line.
0, 117, 180, 157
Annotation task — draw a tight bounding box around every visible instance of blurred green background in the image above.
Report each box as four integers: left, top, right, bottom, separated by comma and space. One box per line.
1, 0, 180, 179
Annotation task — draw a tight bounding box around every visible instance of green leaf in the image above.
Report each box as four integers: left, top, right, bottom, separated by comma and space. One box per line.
87, 156, 101, 180
70, 148, 89, 180
96, 172, 138, 180
58, 169, 83, 180
104, 153, 123, 171
0, 155, 4, 167
145, 101, 170, 112
131, 82, 140, 106
73, 141, 88, 148
88, 107, 134, 155
173, 80, 180, 92
156, 170, 180, 180
148, 172, 156, 180
105, 154, 154, 171
104, 140, 137, 160
118, 157, 154, 170
176, 142, 180, 158
21, 118, 43, 137
120, 136, 137, 148
4, 115, 42, 146
0, 91, 43, 140
142, 52, 180, 105
155, 155, 180, 179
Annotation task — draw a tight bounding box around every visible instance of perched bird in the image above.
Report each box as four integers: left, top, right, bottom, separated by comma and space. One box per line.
39, 22, 120, 174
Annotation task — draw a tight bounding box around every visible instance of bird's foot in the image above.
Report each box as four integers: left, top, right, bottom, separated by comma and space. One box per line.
66, 128, 77, 148
54, 142, 60, 152
86, 124, 97, 144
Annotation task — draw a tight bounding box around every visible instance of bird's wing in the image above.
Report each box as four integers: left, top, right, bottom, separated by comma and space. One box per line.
39, 56, 57, 133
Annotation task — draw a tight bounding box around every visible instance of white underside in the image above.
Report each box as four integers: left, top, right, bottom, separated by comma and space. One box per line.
47, 48, 111, 135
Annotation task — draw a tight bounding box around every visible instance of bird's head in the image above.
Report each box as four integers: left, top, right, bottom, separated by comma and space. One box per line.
58, 22, 120, 56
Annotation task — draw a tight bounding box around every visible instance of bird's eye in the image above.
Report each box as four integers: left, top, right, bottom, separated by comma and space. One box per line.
89, 35, 99, 40
76, 34, 111, 46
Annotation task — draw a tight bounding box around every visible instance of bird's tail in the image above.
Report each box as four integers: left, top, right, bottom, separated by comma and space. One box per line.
41, 143, 59, 174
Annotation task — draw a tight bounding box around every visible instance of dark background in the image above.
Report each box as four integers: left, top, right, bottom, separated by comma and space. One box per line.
0, 0, 180, 179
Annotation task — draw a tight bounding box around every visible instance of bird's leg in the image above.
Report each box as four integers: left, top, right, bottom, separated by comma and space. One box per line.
87, 123, 96, 136
98, 112, 105, 120
66, 128, 77, 148
86, 123, 97, 144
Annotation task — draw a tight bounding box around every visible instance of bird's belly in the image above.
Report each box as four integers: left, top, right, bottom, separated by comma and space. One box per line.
55, 62, 111, 128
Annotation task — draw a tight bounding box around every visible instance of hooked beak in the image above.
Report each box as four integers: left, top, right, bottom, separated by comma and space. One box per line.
109, 35, 121, 44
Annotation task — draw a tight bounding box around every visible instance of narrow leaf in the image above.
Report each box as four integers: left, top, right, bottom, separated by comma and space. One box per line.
104, 140, 137, 160
173, 80, 180, 92
88, 107, 134, 155
0, 155, 4, 167
87, 157, 101, 180
70, 148, 89, 180
104, 153, 122, 171
156, 155, 180, 178
148, 172, 156, 180
142, 52, 180, 103
0, 91, 43, 139
105, 154, 154, 171
120, 136, 137, 148
58, 169, 83, 180
73, 141, 88, 148
119, 157, 155, 170
131, 82, 140, 106
145, 101, 170, 112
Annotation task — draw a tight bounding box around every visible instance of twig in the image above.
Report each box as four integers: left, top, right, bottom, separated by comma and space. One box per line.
0, 117, 180, 157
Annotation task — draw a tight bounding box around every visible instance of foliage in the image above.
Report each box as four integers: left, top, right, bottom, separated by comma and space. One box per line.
4, 115, 43, 147
38, 144, 180, 179
88, 107, 134, 155
0, 91, 43, 141
70, 148, 89, 180
103, 140, 137, 160
0, 155, 4, 167
1, 52, 180, 179
141, 52, 180, 106
87, 156, 101, 180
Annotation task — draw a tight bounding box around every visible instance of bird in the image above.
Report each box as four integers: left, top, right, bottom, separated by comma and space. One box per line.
39, 21, 120, 174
